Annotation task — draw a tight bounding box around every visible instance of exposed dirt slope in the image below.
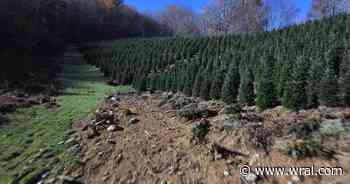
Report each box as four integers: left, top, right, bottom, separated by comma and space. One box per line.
73, 92, 350, 184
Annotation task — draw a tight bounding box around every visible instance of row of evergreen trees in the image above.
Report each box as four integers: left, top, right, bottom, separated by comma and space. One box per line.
84, 13, 350, 111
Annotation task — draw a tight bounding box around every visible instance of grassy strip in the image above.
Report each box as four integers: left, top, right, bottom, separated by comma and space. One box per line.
0, 60, 129, 184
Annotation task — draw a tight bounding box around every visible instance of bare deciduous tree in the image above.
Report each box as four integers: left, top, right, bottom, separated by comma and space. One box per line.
267, 0, 299, 29
155, 5, 200, 36
307, 0, 348, 20
199, 0, 270, 35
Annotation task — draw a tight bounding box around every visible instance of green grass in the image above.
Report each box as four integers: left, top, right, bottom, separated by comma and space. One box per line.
0, 60, 129, 184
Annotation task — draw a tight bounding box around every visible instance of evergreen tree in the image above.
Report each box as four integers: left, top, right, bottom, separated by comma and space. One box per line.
319, 66, 339, 107
221, 61, 240, 104
306, 60, 323, 108
256, 56, 277, 110
344, 69, 350, 106
238, 68, 255, 106
200, 70, 211, 100
193, 70, 203, 97
282, 56, 308, 110
210, 67, 225, 100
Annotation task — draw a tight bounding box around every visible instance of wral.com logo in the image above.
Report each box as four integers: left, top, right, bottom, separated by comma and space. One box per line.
239, 164, 344, 183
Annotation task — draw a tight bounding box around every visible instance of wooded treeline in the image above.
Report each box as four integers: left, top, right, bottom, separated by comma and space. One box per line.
0, 0, 166, 55
0, 0, 166, 85
151, 0, 350, 36
84, 12, 350, 110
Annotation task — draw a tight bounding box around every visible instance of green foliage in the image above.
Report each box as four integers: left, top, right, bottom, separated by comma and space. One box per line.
221, 62, 240, 104
238, 68, 255, 106
282, 56, 308, 111
210, 67, 225, 100
344, 69, 350, 106
307, 61, 323, 108
256, 56, 277, 110
319, 66, 339, 107
84, 13, 350, 110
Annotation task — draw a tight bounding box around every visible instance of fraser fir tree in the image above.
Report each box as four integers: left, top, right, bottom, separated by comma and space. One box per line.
282, 56, 308, 111
344, 69, 350, 106
238, 68, 255, 106
210, 67, 225, 100
319, 66, 339, 107
306, 60, 323, 108
221, 61, 240, 104
200, 69, 211, 100
193, 70, 203, 97
256, 56, 277, 110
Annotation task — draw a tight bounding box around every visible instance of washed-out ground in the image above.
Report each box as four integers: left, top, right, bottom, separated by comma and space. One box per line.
74, 91, 350, 184
0, 49, 129, 184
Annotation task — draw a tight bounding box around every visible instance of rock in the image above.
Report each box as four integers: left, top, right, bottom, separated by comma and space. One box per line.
240, 112, 264, 122
249, 154, 260, 166
223, 170, 230, 177
58, 175, 83, 184
167, 94, 196, 110
107, 125, 117, 132
291, 175, 300, 182
198, 101, 225, 113
320, 119, 345, 136
244, 173, 258, 183
65, 138, 76, 145
128, 118, 139, 125
222, 119, 242, 131
177, 103, 217, 120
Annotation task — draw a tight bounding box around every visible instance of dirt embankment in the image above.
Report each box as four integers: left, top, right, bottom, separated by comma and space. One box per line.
67, 91, 350, 184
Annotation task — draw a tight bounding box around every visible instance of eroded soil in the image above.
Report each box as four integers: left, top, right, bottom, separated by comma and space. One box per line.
71, 92, 350, 184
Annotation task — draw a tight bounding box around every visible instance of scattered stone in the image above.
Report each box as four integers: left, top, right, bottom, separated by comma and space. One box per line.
177, 104, 217, 120
58, 175, 83, 184
223, 170, 230, 177
65, 138, 76, 145
128, 118, 139, 125
249, 154, 260, 166
222, 119, 242, 131
291, 175, 300, 182
115, 153, 123, 164
198, 101, 225, 113
243, 173, 258, 183
240, 112, 264, 122
107, 125, 117, 132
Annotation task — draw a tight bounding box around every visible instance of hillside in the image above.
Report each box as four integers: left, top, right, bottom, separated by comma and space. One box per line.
83, 13, 350, 111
